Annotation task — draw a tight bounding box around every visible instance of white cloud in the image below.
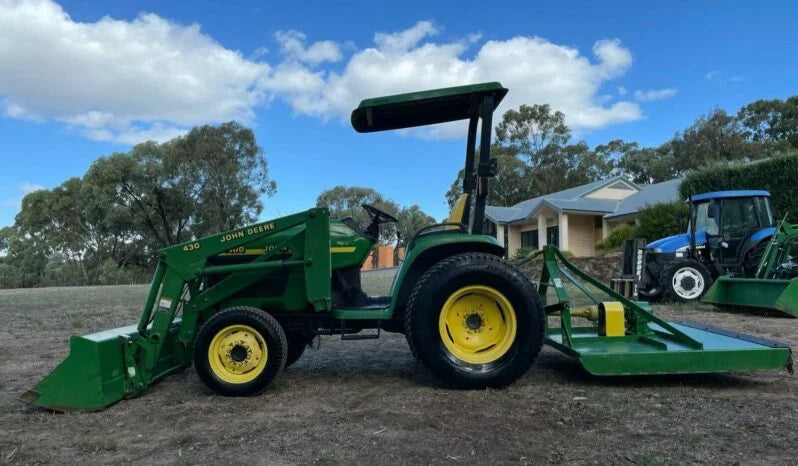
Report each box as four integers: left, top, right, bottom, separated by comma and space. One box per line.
3, 182, 45, 208
274, 30, 342, 65
259, 22, 642, 134
252, 46, 269, 58
617, 86, 627, 96
705, 70, 720, 80
0, 3, 648, 143
634, 88, 678, 102
20, 182, 44, 195
0, 0, 269, 143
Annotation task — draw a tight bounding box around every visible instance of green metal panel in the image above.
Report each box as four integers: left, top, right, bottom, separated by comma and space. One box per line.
304, 208, 332, 311
702, 276, 798, 317
389, 232, 503, 310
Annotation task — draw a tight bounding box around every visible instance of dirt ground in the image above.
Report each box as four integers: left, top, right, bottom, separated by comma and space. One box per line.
1, 278, 797, 465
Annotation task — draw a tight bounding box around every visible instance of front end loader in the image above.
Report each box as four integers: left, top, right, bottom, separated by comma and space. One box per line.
24, 83, 793, 412
702, 219, 798, 317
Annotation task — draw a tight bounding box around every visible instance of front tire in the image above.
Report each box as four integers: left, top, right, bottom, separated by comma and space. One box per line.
661, 259, 712, 302
404, 253, 544, 389
194, 306, 287, 396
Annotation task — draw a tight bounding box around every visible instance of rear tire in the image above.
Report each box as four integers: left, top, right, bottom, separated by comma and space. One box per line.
194, 306, 287, 396
661, 259, 712, 302
404, 253, 544, 389
743, 240, 769, 278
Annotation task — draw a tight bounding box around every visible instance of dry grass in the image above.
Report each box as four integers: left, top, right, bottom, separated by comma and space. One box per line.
0, 277, 796, 464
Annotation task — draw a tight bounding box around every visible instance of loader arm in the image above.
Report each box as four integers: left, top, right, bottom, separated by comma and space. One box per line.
24, 208, 333, 410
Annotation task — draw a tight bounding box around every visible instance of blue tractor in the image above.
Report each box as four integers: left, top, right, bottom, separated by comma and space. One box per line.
629, 190, 776, 302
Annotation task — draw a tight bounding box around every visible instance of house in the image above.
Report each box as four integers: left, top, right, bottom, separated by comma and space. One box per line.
484, 176, 682, 257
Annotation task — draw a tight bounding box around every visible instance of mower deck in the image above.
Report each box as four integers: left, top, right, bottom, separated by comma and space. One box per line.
546, 321, 792, 376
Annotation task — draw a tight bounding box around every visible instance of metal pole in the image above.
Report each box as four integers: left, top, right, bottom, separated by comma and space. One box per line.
471, 95, 493, 234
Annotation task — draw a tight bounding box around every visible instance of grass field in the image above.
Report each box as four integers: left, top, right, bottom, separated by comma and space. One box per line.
1, 272, 797, 464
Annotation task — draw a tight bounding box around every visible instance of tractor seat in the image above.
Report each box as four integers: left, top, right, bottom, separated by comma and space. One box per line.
406, 194, 470, 252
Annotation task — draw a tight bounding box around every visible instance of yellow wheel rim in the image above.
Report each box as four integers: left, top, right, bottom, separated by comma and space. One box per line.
438, 285, 517, 365
207, 324, 268, 384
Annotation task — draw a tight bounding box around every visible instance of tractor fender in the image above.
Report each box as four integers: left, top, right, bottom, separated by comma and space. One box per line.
390, 234, 504, 317
738, 227, 775, 263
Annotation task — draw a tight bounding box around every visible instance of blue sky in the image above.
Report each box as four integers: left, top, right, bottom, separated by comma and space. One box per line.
1, 0, 796, 227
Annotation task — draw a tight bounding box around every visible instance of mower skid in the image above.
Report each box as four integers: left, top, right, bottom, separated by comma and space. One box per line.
702, 276, 798, 318
23, 320, 185, 412
545, 321, 792, 376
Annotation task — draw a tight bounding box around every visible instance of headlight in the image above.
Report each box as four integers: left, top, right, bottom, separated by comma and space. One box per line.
651, 248, 662, 253
675, 245, 689, 253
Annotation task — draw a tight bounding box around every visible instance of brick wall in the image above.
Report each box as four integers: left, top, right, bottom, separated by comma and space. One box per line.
567, 214, 598, 257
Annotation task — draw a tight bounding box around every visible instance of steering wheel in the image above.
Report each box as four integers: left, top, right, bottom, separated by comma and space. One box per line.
361, 204, 398, 224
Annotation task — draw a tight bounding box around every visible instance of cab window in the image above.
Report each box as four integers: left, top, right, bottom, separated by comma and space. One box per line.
754, 197, 774, 227
721, 198, 759, 235
693, 202, 719, 235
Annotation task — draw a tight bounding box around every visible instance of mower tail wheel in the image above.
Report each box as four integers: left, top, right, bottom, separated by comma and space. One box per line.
194, 306, 287, 396
404, 252, 544, 389
661, 259, 712, 303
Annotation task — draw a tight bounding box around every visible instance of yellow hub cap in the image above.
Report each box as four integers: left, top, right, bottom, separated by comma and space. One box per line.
208, 324, 268, 384
438, 285, 517, 365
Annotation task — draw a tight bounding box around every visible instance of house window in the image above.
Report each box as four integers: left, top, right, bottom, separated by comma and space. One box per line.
547, 226, 559, 247
521, 230, 538, 249
607, 181, 635, 190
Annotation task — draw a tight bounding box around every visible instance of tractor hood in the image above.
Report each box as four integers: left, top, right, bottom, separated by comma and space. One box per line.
646, 231, 708, 253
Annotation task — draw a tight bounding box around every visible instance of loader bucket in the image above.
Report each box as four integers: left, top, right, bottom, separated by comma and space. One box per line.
22, 320, 186, 411
702, 276, 798, 318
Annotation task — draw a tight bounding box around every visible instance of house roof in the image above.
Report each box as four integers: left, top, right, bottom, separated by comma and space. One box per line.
485, 176, 681, 224
605, 178, 683, 220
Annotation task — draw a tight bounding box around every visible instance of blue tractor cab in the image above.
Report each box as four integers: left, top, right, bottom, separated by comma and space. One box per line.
634, 190, 776, 302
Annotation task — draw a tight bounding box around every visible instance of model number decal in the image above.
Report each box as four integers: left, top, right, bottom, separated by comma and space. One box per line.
183, 242, 201, 252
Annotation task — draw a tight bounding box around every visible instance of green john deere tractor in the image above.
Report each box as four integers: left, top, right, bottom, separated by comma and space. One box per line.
24, 83, 793, 412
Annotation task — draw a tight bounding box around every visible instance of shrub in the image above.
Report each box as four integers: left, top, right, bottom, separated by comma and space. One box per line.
595, 224, 638, 251
679, 151, 798, 221
636, 201, 688, 242
513, 246, 536, 260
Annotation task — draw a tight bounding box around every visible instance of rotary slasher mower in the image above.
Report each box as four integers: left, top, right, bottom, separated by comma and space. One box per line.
24, 83, 793, 411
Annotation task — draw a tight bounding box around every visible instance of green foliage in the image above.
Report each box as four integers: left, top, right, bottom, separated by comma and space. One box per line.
3, 121, 275, 288
395, 205, 435, 247
446, 146, 535, 208
86, 121, 275, 249
679, 151, 798, 221
447, 103, 616, 208
737, 96, 798, 150
316, 186, 435, 247
595, 224, 638, 251
636, 201, 689, 242
316, 186, 399, 244
512, 246, 536, 260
